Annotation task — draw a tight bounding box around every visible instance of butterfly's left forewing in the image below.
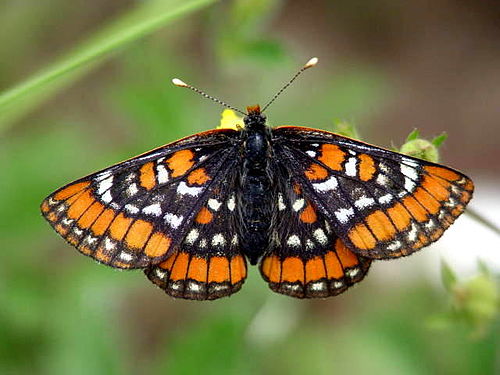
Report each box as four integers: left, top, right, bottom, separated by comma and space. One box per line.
41, 129, 241, 269
272, 126, 474, 260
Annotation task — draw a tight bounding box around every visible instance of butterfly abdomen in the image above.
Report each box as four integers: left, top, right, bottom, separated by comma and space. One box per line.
237, 119, 275, 265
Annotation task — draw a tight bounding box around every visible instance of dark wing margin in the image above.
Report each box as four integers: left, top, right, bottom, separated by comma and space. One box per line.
259, 162, 371, 299
41, 128, 242, 270
272, 126, 474, 260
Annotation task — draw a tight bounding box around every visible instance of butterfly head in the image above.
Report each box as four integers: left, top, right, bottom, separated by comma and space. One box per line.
244, 105, 267, 129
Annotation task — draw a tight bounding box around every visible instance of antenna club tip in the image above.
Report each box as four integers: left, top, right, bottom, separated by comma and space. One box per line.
304, 57, 319, 69
172, 78, 188, 87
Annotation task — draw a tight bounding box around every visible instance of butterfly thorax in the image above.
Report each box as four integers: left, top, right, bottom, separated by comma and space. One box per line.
237, 105, 275, 265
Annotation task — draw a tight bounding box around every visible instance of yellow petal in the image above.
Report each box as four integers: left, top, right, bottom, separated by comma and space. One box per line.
218, 109, 244, 130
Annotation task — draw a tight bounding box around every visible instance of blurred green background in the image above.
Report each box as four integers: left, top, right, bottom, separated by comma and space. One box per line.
1, 1, 499, 374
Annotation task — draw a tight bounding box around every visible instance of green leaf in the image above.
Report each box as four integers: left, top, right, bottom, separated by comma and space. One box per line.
441, 261, 457, 292
432, 132, 448, 147
405, 128, 420, 142
332, 120, 360, 139
0, 0, 216, 132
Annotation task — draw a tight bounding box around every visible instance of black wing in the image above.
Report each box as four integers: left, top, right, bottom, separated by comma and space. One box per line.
271, 126, 474, 260
41, 129, 242, 269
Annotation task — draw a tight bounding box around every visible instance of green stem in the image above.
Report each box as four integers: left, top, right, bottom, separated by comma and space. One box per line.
0, 0, 217, 130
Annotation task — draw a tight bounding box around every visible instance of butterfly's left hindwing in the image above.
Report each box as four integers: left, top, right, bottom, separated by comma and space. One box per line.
145, 168, 248, 300
260, 168, 371, 298
272, 126, 474, 260
41, 129, 240, 270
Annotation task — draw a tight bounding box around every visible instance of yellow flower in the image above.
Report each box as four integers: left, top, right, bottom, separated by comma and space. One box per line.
217, 109, 244, 130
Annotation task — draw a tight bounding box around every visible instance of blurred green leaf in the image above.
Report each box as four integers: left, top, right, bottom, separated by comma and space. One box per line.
441, 261, 458, 293
0, 0, 216, 131
431, 132, 448, 147
332, 120, 360, 139
405, 128, 420, 142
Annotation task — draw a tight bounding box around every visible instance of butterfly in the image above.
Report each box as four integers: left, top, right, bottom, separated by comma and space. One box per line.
41, 57, 474, 300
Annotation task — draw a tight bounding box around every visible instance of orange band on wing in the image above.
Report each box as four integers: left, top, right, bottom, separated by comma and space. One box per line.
305, 256, 326, 283
424, 166, 460, 181
318, 144, 345, 171
188, 256, 208, 283
125, 219, 153, 249
195, 207, 213, 224
139, 162, 156, 190
230, 255, 246, 285
281, 257, 304, 283
109, 213, 133, 241
67, 190, 95, 220
187, 168, 210, 185
54, 182, 90, 201
166, 150, 195, 177
305, 164, 328, 180
208, 257, 230, 283
358, 154, 376, 181
144, 232, 171, 258
299, 202, 318, 223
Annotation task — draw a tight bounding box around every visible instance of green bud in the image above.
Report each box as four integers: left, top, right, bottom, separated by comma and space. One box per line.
400, 138, 440, 163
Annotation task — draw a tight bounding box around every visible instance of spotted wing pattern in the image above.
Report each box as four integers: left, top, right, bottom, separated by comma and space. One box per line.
41, 129, 241, 270
272, 126, 474, 260
145, 172, 247, 300
260, 170, 371, 298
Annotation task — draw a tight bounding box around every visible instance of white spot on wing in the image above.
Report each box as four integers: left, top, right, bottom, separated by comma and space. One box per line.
376, 173, 388, 186
101, 190, 113, 203
387, 241, 402, 250
143, 203, 162, 216
177, 181, 203, 196
378, 194, 393, 204
345, 157, 357, 177
127, 183, 138, 197
97, 176, 113, 195
312, 176, 338, 192
407, 223, 418, 241
156, 164, 169, 184
104, 237, 115, 250
208, 199, 222, 211
164, 213, 183, 228
354, 196, 375, 209
306, 150, 316, 157
212, 233, 226, 246
120, 252, 133, 261
293, 198, 305, 212
155, 268, 167, 279
401, 164, 418, 192
346, 268, 359, 277
227, 195, 236, 211
314, 228, 328, 245
125, 204, 139, 214
185, 229, 199, 244
278, 194, 286, 211
95, 171, 112, 181
287, 235, 301, 247
335, 208, 354, 223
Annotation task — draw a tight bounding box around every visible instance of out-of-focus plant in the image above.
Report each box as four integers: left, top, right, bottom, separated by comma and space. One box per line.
214, 0, 287, 65
399, 129, 447, 163
429, 262, 499, 339
0, 0, 216, 131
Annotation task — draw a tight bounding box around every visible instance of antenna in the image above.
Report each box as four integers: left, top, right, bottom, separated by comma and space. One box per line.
172, 78, 246, 115
261, 57, 318, 112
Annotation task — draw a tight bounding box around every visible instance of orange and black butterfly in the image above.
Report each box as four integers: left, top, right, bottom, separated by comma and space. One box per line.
41, 58, 474, 300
